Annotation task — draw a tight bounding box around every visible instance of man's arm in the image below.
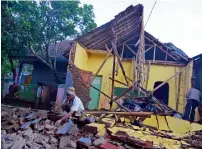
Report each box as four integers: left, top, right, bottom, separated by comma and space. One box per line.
60, 110, 75, 123
186, 89, 191, 98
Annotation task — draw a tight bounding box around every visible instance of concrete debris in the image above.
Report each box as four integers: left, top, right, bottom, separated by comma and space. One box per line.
49, 136, 58, 144
78, 137, 92, 145
59, 136, 76, 148
2, 105, 202, 149
10, 139, 25, 149
93, 137, 106, 146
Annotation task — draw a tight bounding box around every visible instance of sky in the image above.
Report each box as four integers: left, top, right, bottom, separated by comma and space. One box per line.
81, 0, 202, 57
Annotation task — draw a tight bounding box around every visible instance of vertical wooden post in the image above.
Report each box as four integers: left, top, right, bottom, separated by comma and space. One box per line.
153, 44, 156, 62
110, 53, 116, 109
176, 71, 181, 111
164, 47, 168, 66
145, 60, 151, 90
115, 44, 124, 76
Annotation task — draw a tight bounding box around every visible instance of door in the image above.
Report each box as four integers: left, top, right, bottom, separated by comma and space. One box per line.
88, 76, 102, 110
153, 81, 169, 105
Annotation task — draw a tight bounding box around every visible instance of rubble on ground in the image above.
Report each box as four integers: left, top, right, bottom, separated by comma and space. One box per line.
1, 105, 202, 149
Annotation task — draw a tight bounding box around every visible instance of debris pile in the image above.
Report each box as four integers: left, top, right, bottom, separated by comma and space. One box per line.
1, 105, 202, 149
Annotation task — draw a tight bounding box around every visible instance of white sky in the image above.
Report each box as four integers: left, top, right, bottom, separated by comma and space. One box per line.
81, 0, 202, 57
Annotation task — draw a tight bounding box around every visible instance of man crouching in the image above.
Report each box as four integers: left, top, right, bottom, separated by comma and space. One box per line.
56, 87, 85, 125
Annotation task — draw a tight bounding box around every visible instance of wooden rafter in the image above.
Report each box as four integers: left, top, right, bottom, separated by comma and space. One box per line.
125, 44, 137, 56
144, 45, 154, 54
116, 44, 125, 76
111, 42, 129, 85
145, 36, 180, 63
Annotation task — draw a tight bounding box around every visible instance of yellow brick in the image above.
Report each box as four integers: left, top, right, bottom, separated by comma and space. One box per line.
108, 126, 135, 135
166, 116, 190, 134
157, 116, 170, 131
190, 123, 202, 132
143, 115, 158, 128
85, 123, 106, 133
100, 118, 115, 128
96, 128, 106, 137
131, 125, 141, 130
120, 117, 125, 123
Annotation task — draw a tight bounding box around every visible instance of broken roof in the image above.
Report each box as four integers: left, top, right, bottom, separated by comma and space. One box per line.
164, 43, 189, 60
77, 4, 143, 50
12, 40, 72, 60
145, 32, 189, 62
75, 4, 189, 63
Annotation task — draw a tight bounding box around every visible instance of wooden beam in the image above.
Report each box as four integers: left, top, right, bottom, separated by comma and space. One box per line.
109, 77, 128, 87
133, 56, 136, 84
110, 53, 116, 109
145, 36, 180, 63
121, 44, 125, 60
144, 45, 154, 54
90, 48, 112, 85
111, 41, 129, 84
145, 60, 151, 89
176, 71, 181, 111
164, 47, 168, 66
153, 44, 156, 62
145, 60, 185, 67
152, 61, 193, 93
90, 84, 131, 112
125, 44, 137, 56
113, 86, 133, 101
115, 44, 125, 76
85, 111, 152, 117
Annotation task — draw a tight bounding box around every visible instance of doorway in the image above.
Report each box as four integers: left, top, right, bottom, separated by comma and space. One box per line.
88, 76, 102, 110
153, 81, 169, 105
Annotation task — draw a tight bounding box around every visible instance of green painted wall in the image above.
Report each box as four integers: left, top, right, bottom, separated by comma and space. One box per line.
88, 76, 102, 109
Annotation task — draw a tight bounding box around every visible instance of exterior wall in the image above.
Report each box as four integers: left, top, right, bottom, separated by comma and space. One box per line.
74, 43, 195, 117
31, 61, 67, 85
74, 43, 89, 70
69, 64, 92, 108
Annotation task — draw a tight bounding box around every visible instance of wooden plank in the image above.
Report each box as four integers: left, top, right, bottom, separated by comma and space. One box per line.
113, 86, 133, 101
164, 48, 168, 66
153, 44, 156, 62
144, 45, 154, 54
152, 61, 193, 93
89, 48, 112, 85
85, 111, 152, 117
125, 44, 137, 56
121, 44, 125, 60
133, 56, 136, 84
90, 84, 131, 112
109, 77, 128, 87
116, 44, 125, 76
176, 71, 181, 111
110, 53, 116, 109
145, 36, 180, 63
145, 60, 151, 89
111, 41, 129, 84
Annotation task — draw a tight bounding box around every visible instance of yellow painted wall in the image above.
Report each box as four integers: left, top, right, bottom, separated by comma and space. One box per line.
74, 42, 89, 70
74, 43, 197, 119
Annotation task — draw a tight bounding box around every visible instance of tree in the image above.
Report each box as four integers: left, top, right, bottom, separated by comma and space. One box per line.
1, 1, 97, 83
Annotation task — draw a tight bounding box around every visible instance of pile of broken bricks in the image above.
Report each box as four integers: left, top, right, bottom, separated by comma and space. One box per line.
1, 105, 202, 149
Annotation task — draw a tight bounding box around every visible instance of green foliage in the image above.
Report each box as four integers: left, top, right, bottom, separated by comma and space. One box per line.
1, 0, 97, 77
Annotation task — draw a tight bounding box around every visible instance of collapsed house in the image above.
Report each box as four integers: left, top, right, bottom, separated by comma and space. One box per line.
5, 40, 73, 108
62, 5, 200, 120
